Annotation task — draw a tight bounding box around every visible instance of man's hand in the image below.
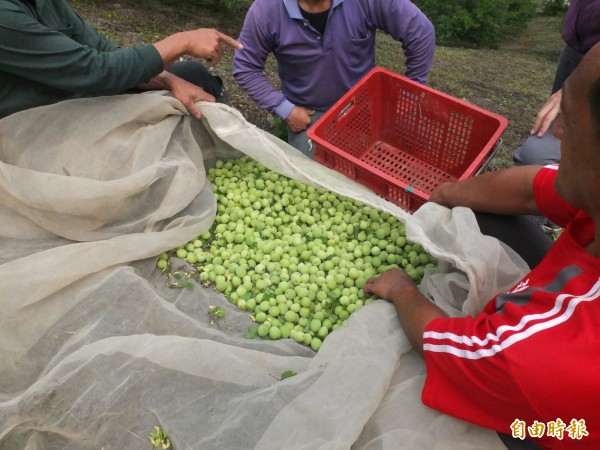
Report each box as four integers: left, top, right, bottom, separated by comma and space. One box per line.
167, 75, 215, 119
531, 89, 562, 137
154, 29, 242, 69
364, 269, 418, 303
364, 269, 447, 354
285, 106, 315, 133
184, 29, 243, 67
139, 71, 215, 119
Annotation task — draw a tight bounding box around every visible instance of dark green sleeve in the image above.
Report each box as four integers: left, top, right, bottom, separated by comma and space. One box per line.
62, 4, 121, 53
0, 0, 164, 95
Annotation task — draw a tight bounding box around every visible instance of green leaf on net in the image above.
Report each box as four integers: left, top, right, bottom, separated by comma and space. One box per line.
244, 324, 260, 339
280, 370, 297, 380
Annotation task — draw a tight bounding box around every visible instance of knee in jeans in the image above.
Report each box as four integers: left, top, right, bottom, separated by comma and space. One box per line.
513, 144, 540, 166
513, 136, 560, 166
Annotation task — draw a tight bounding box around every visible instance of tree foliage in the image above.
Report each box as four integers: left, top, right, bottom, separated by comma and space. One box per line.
413, 0, 537, 48
541, 0, 569, 16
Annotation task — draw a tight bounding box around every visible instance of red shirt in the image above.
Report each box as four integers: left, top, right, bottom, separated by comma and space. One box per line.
422, 165, 599, 450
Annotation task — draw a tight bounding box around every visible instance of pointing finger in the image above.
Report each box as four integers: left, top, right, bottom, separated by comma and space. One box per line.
217, 31, 243, 50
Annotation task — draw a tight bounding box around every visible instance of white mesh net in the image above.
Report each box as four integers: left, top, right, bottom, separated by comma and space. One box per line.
0, 93, 529, 449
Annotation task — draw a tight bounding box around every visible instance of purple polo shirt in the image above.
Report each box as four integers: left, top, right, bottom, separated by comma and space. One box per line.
562, 0, 600, 54
233, 0, 435, 120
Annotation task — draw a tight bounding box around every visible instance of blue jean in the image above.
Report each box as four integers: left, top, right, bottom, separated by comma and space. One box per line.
512, 122, 561, 166
513, 44, 584, 166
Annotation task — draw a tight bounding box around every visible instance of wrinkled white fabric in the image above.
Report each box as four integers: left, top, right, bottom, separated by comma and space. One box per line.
0, 93, 529, 450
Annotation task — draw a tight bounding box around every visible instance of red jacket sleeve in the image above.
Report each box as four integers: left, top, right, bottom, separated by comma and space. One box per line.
533, 164, 579, 228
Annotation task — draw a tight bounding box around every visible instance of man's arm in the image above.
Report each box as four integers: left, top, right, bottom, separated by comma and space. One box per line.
367, 166, 545, 351
364, 270, 447, 353
366, 0, 435, 84
0, 4, 163, 94
429, 165, 543, 215
233, 7, 294, 120
0, 0, 241, 118
232, 7, 317, 130
137, 71, 216, 119
152, 29, 241, 70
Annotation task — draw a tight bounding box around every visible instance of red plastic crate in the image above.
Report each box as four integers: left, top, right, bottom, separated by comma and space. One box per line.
307, 67, 508, 213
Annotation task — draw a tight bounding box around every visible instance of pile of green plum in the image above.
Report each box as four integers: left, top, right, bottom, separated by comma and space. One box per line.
157, 156, 436, 351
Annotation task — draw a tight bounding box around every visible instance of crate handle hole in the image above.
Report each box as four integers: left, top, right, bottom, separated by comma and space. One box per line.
337, 101, 355, 120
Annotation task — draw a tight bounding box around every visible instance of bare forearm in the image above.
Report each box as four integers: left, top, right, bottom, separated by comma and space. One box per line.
153, 33, 190, 69
388, 286, 447, 354
152, 29, 241, 70
430, 165, 543, 215
364, 270, 447, 353
138, 70, 176, 91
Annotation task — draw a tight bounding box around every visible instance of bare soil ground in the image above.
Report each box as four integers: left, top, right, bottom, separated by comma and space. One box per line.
72, 0, 564, 169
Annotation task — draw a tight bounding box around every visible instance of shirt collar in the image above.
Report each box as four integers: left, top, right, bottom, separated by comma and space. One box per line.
283, 0, 344, 19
